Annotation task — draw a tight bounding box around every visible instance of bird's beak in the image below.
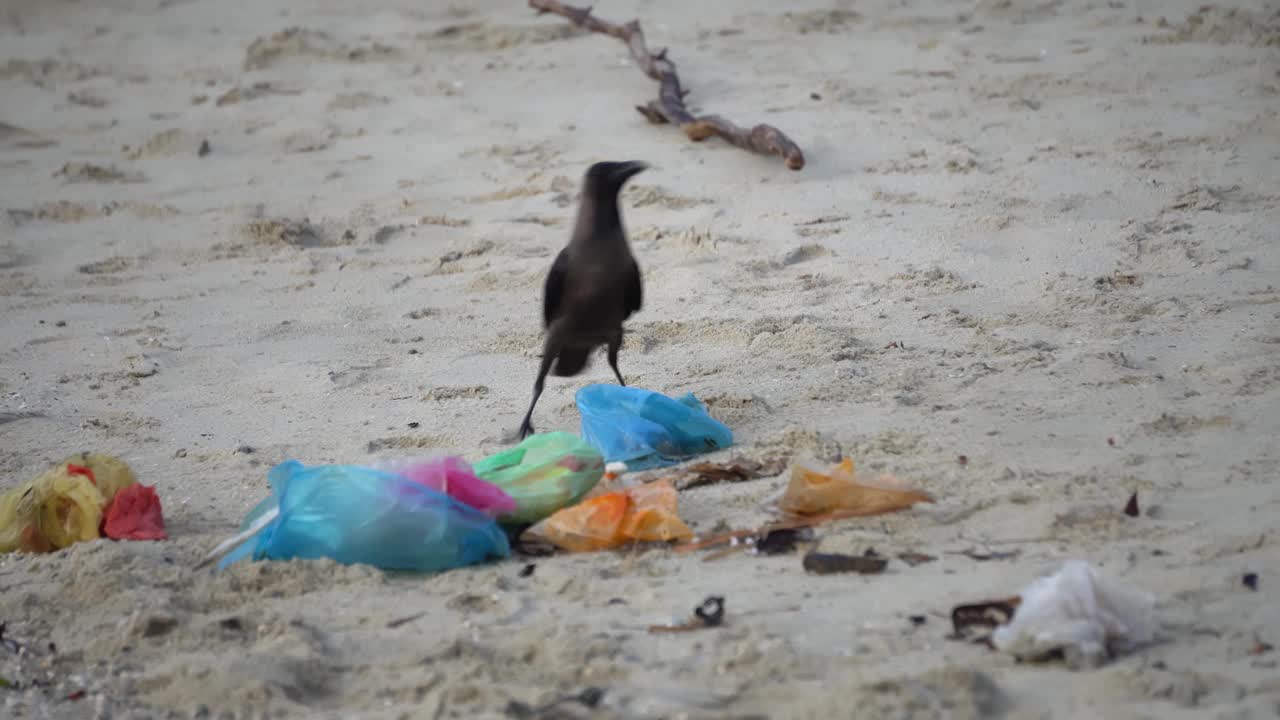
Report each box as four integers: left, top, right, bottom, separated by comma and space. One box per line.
611, 160, 649, 184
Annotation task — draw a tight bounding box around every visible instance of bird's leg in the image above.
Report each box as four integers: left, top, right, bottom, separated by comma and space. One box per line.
607, 333, 626, 386
519, 338, 559, 439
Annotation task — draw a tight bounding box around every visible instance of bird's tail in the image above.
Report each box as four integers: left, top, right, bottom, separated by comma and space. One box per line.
552, 347, 592, 377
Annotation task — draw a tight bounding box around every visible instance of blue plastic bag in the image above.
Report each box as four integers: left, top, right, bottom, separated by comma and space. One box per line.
575, 384, 733, 470
216, 460, 510, 573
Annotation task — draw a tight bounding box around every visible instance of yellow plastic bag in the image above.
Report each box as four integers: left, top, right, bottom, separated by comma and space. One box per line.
535, 478, 694, 552
63, 452, 138, 504
777, 458, 933, 516
0, 454, 138, 553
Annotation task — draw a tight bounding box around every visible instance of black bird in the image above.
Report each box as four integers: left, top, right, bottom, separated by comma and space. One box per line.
517, 160, 648, 439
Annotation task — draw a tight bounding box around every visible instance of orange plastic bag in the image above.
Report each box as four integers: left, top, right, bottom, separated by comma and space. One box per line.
536, 479, 694, 552
777, 458, 933, 516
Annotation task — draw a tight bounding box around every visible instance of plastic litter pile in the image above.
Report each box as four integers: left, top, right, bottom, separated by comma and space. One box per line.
1, 453, 166, 554
2, 384, 1162, 671
200, 387, 730, 573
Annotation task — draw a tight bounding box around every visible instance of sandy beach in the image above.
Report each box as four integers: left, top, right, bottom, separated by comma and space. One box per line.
2, 0, 1278, 717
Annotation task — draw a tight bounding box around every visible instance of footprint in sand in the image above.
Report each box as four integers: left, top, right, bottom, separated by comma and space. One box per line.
699, 392, 775, 426
214, 82, 302, 106
793, 214, 849, 238
771, 9, 863, 35
0, 121, 55, 149
418, 21, 585, 52
1142, 6, 1280, 48
78, 256, 134, 275
622, 185, 711, 210
633, 226, 719, 256
243, 28, 401, 70
281, 129, 332, 154
8, 200, 97, 225
422, 385, 491, 401
125, 128, 199, 160
781, 243, 834, 266
327, 92, 390, 111
210, 217, 358, 259
0, 57, 102, 89
54, 162, 145, 183
1141, 413, 1231, 435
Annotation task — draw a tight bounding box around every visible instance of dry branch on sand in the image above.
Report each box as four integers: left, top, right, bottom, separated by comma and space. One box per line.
529, 0, 806, 170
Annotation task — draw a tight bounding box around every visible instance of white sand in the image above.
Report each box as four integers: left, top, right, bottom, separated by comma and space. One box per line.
2, 0, 1278, 717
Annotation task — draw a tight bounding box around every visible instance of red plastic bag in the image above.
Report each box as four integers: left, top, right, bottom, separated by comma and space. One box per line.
102, 484, 168, 541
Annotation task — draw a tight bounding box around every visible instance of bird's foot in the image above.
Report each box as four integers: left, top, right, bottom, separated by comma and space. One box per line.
518, 420, 535, 440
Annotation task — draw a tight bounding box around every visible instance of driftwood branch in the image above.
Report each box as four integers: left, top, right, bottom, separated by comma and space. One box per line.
529, 0, 805, 171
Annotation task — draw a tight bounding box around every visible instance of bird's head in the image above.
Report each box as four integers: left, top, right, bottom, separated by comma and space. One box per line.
582, 160, 649, 197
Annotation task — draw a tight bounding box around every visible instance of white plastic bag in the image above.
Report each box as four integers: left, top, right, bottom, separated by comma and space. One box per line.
991, 560, 1155, 667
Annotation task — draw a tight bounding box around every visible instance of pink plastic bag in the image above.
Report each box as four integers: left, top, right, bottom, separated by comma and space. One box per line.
369, 456, 517, 518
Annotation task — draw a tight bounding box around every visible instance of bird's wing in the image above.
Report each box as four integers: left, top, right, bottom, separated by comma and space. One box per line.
624, 258, 642, 318
543, 248, 570, 327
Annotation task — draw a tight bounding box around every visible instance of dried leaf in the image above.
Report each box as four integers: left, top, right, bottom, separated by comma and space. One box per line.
950, 548, 1021, 562
648, 596, 725, 633
671, 457, 787, 491
506, 687, 604, 719
802, 551, 887, 575
674, 506, 885, 554
898, 551, 936, 566
755, 527, 812, 555
950, 597, 1022, 643
385, 612, 426, 629
1124, 491, 1139, 517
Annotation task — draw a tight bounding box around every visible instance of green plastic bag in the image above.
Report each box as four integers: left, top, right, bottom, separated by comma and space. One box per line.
473, 432, 605, 525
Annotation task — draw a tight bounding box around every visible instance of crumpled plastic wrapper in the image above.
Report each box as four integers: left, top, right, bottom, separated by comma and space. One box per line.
575, 384, 733, 471
777, 457, 933, 516
473, 431, 605, 524
992, 560, 1156, 667
532, 478, 694, 552
367, 455, 517, 518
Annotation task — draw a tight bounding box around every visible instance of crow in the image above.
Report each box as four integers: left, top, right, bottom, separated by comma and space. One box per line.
517, 160, 648, 439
